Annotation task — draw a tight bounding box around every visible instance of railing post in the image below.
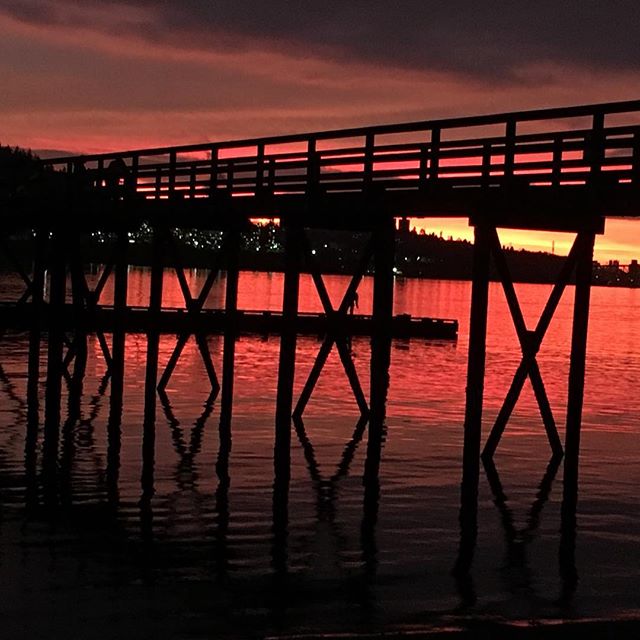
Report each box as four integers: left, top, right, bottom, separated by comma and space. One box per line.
481, 142, 492, 189
209, 147, 219, 197
631, 130, 640, 185
189, 162, 197, 198
430, 127, 441, 181
226, 160, 234, 192
364, 133, 375, 192
588, 111, 605, 183
155, 166, 162, 199
308, 137, 319, 197
268, 157, 276, 192
168, 150, 177, 198
552, 134, 564, 187
504, 119, 516, 184
419, 142, 429, 187
128, 154, 139, 196
256, 143, 265, 193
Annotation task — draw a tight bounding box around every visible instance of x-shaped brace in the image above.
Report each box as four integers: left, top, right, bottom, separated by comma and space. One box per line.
156, 232, 222, 398
292, 233, 372, 419
482, 229, 581, 459
61, 246, 117, 375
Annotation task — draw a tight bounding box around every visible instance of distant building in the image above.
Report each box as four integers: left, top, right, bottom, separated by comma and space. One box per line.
397, 217, 411, 237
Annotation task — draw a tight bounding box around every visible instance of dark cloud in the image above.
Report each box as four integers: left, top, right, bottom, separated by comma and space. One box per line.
2, 0, 639, 81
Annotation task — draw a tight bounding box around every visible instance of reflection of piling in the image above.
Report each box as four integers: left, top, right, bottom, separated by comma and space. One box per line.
563, 231, 595, 511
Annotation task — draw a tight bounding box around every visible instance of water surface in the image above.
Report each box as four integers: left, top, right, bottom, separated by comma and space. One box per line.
0, 270, 638, 638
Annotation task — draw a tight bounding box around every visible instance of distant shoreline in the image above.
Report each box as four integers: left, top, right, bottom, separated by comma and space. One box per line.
0, 235, 638, 289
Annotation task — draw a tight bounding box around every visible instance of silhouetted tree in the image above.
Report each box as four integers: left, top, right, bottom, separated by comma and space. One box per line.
0, 144, 41, 199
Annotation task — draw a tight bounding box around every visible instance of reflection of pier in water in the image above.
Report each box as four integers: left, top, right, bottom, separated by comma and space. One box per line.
2, 100, 640, 592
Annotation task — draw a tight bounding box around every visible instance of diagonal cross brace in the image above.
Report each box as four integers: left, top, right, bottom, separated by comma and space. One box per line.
292, 233, 372, 419
65, 242, 118, 372
157, 231, 222, 395
482, 230, 581, 459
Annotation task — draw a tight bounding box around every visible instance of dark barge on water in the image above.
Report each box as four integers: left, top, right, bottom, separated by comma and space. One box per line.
0, 304, 458, 340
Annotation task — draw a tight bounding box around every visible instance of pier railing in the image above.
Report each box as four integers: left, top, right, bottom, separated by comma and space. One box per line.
44, 100, 640, 203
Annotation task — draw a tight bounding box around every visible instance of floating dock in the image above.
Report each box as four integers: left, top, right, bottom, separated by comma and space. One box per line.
0, 304, 458, 340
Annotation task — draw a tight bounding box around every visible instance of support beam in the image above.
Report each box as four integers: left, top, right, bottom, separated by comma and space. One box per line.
274, 223, 302, 478
563, 231, 595, 512
220, 228, 240, 425
108, 230, 128, 505
272, 222, 300, 577
26, 230, 47, 476
110, 230, 129, 413
461, 224, 491, 506
43, 231, 67, 473
141, 225, 165, 502
68, 231, 88, 385
365, 214, 394, 483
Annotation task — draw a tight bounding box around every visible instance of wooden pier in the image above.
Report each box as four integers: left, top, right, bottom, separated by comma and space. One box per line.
2, 99, 640, 574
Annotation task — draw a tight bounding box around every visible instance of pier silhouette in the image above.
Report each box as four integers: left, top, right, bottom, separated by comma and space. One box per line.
2, 99, 640, 596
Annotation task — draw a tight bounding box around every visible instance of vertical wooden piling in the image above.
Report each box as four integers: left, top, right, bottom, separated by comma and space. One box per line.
27, 232, 46, 410
110, 229, 129, 412
461, 223, 492, 504
220, 228, 240, 425
365, 214, 395, 483
274, 221, 302, 474
108, 229, 128, 504
144, 226, 165, 413
142, 225, 165, 500
26, 230, 47, 471
68, 230, 88, 390
563, 230, 595, 511
43, 231, 67, 466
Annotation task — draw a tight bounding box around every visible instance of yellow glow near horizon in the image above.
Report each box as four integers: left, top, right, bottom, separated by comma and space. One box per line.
408, 217, 640, 264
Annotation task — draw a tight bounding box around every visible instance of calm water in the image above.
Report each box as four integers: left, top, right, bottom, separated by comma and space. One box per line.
0, 269, 639, 638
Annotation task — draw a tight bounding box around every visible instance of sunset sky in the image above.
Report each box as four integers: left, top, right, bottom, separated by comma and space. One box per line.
2, 1, 640, 260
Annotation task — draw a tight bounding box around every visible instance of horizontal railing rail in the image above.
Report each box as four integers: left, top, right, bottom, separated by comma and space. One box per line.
41, 99, 640, 204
